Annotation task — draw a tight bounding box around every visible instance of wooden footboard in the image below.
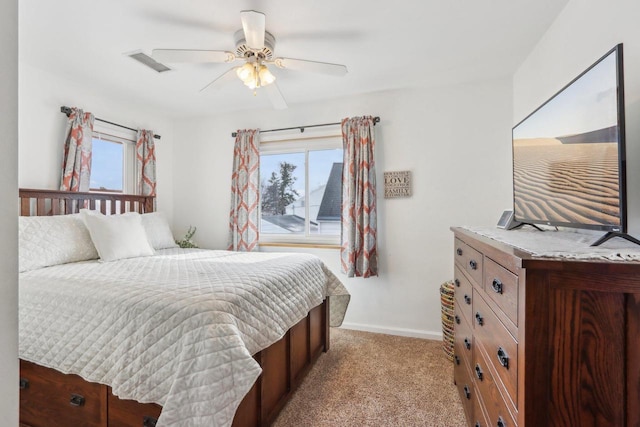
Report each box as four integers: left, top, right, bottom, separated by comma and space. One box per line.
19, 299, 329, 427
233, 299, 330, 427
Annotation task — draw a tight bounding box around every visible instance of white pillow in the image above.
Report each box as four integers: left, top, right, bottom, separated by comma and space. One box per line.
19, 214, 99, 272
80, 210, 154, 262
141, 212, 178, 250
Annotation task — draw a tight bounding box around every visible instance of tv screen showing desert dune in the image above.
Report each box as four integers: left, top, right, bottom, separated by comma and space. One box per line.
512, 48, 621, 228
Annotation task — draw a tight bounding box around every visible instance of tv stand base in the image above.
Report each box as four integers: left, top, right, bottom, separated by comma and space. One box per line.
591, 231, 640, 247
508, 222, 544, 232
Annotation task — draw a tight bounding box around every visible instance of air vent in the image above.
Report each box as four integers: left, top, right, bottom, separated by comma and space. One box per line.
128, 52, 171, 73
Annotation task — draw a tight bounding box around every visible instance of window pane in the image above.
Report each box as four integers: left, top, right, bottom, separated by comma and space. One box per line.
91, 138, 123, 192
260, 152, 306, 234
309, 149, 343, 235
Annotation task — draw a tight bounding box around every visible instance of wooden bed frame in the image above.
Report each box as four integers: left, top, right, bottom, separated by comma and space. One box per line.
18, 189, 330, 427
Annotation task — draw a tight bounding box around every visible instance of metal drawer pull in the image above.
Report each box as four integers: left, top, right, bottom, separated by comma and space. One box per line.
475, 422, 481, 427
492, 278, 503, 294
455, 315, 461, 325
457, 248, 463, 256
464, 294, 472, 305
143, 416, 158, 427
497, 416, 506, 427
464, 338, 471, 350
497, 347, 509, 369
19, 378, 29, 389
475, 312, 484, 326
475, 363, 483, 381
469, 260, 478, 270
455, 278, 460, 287
70, 393, 85, 407
454, 355, 461, 366
463, 385, 471, 400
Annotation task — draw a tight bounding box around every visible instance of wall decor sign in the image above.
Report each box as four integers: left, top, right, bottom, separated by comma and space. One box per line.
384, 171, 412, 198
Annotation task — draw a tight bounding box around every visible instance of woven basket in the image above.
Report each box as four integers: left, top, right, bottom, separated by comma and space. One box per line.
440, 280, 455, 361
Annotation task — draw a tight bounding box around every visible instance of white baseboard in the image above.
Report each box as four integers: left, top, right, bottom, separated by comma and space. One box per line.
339, 322, 443, 341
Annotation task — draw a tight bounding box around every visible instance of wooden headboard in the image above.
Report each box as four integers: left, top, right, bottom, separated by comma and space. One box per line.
19, 188, 155, 216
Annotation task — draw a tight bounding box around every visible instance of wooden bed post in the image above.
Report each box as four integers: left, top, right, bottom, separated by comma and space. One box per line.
144, 196, 154, 214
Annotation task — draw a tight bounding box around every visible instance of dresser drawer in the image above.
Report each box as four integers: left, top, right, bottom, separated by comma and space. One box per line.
473, 347, 517, 427
108, 390, 161, 427
473, 391, 491, 427
472, 294, 518, 408
454, 360, 474, 424
20, 360, 107, 427
484, 257, 519, 326
454, 303, 473, 370
454, 238, 483, 286
454, 265, 474, 324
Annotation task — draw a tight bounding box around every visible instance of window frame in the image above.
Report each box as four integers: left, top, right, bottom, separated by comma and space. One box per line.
259, 135, 343, 246
90, 123, 137, 194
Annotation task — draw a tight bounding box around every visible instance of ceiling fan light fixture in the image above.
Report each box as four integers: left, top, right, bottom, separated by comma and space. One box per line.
236, 62, 275, 90
259, 65, 276, 86
236, 62, 255, 82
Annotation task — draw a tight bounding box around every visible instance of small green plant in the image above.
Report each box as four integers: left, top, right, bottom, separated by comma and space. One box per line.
176, 226, 198, 248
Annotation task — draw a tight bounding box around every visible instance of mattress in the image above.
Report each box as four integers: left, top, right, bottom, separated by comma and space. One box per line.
19, 248, 350, 426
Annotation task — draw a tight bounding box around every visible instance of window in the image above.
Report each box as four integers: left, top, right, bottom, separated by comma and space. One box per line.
260, 137, 343, 244
90, 124, 136, 194
91, 138, 124, 192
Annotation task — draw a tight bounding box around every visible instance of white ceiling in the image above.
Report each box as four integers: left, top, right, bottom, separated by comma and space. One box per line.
19, 0, 568, 118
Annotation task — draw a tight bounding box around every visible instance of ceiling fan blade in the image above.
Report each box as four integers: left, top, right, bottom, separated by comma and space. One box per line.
152, 49, 236, 64
265, 83, 288, 110
240, 10, 266, 50
199, 67, 239, 92
273, 58, 348, 76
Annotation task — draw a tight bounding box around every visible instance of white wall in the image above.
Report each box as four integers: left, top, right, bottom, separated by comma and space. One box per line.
173, 79, 513, 338
19, 63, 175, 220
0, 0, 19, 424
514, 0, 640, 235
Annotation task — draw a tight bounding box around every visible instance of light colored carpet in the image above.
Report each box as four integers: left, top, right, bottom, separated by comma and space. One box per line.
273, 328, 466, 427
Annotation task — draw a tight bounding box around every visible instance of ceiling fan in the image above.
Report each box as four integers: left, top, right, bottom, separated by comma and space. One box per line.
151, 10, 348, 109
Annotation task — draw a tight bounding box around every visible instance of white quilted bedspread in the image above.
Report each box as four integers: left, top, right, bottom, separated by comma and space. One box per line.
19, 248, 350, 427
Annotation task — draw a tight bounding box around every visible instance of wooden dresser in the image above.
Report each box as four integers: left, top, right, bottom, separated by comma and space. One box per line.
451, 227, 640, 427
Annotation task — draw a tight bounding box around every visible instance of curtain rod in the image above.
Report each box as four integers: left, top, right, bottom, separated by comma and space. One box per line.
231, 116, 380, 138
60, 106, 161, 140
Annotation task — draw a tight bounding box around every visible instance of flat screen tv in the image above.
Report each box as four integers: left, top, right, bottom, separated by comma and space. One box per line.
512, 43, 638, 246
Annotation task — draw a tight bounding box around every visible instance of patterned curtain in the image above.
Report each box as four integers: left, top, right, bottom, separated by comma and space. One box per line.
228, 129, 260, 252
136, 129, 156, 197
340, 116, 378, 277
60, 108, 94, 191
